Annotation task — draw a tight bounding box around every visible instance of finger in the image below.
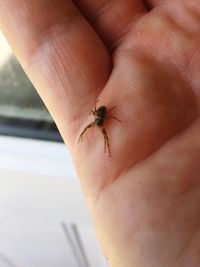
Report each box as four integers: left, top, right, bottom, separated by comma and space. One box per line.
72, 0, 146, 50
0, 0, 111, 148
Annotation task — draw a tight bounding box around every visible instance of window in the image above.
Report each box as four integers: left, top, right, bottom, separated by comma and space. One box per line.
0, 31, 62, 142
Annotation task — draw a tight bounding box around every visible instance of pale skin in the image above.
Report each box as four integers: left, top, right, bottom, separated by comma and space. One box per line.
1, 0, 200, 266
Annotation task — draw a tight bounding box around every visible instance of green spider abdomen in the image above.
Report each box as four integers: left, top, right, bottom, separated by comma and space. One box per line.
96, 106, 106, 117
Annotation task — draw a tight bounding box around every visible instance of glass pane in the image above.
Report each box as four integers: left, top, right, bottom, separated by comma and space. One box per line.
0, 31, 62, 142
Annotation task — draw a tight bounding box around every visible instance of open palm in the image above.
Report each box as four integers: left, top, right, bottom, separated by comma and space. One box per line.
1, 0, 200, 266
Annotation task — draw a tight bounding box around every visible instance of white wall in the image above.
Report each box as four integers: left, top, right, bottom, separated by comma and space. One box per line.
0, 136, 107, 267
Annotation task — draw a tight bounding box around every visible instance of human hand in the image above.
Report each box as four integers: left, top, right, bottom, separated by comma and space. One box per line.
1, 1, 200, 266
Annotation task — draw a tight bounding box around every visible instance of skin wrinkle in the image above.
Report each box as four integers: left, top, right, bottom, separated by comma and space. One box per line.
93, 119, 200, 267
91, 0, 115, 21
176, 197, 200, 264
88, 78, 198, 208
115, 9, 200, 104
180, 231, 200, 267
155, 3, 200, 39
73, 0, 146, 50
28, 41, 102, 148
94, 115, 199, 211
177, 223, 200, 263
145, 0, 165, 7
73, 0, 112, 34
28, 13, 82, 63
154, 6, 200, 47
109, 16, 142, 51
130, 11, 193, 52
178, 5, 200, 33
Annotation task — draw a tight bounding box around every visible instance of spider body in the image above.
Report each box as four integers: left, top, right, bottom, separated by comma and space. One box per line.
94, 106, 106, 126
78, 101, 121, 157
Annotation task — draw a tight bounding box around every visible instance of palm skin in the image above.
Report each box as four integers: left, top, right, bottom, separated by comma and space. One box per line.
1, 0, 200, 266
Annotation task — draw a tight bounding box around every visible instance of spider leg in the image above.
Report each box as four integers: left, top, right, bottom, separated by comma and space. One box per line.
107, 115, 122, 123
107, 106, 121, 122
78, 122, 96, 143
94, 99, 99, 110
100, 126, 111, 157
107, 105, 117, 114
91, 99, 99, 115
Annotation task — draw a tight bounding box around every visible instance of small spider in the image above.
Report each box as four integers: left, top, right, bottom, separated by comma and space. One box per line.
78, 100, 121, 157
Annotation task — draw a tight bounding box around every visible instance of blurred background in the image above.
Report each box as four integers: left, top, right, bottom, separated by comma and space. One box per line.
0, 31, 107, 267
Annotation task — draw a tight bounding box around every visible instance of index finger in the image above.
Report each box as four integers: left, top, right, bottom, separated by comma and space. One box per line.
0, 0, 111, 148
